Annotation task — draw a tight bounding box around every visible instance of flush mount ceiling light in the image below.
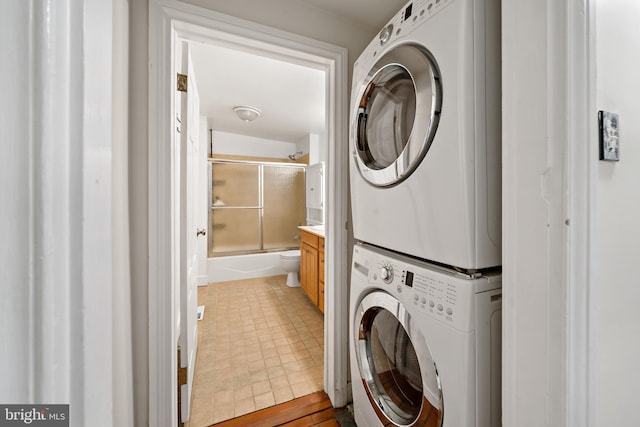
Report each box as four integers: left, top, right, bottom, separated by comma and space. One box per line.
233, 106, 262, 122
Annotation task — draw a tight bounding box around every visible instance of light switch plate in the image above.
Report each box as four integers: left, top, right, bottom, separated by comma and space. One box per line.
599, 110, 620, 161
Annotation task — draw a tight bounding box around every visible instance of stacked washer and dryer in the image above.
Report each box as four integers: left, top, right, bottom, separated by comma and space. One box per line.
348, 0, 502, 426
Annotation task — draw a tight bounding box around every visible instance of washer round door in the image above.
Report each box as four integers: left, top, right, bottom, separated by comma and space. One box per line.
354, 291, 444, 427
353, 43, 442, 187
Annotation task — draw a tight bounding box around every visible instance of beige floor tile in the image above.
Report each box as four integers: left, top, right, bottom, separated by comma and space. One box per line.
248, 359, 266, 373
234, 397, 255, 417
249, 369, 269, 383
262, 347, 278, 358
276, 344, 293, 356
279, 352, 297, 364
189, 276, 325, 424
264, 355, 281, 368
247, 350, 264, 365
287, 372, 306, 385
232, 373, 252, 388
260, 340, 275, 350
251, 380, 271, 396
257, 333, 273, 343
254, 391, 276, 410
233, 384, 252, 401
188, 407, 213, 427
291, 381, 315, 398
211, 406, 235, 425
269, 375, 289, 390
212, 389, 233, 406
273, 386, 294, 404
290, 340, 307, 351
293, 348, 311, 361
212, 376, 233, 392
267, 365, 286, 379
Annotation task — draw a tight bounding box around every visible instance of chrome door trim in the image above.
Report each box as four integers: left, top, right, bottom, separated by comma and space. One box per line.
352, 43, 442, 187
354, 291, 444, 426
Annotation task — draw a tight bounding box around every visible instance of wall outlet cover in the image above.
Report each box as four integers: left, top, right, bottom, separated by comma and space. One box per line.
599, 110, 620, 161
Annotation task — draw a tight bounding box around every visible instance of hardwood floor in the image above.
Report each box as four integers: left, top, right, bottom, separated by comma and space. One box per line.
210, 391, 347, 427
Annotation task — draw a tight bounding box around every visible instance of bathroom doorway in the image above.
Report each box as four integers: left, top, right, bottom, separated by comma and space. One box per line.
147, 3, 349, 423
186, 40, 327, 424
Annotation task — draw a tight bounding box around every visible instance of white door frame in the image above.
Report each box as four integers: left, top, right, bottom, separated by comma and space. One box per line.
148, 0, 349, 423
501, 0, 595, 425
2, 0, 118, 424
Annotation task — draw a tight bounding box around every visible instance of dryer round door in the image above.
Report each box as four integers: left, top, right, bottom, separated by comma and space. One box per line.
354, 291, 444, 427
353, 43, 442, 187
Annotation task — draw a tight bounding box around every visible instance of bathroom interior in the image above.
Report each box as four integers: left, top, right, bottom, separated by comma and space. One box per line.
186, 40, 329, 426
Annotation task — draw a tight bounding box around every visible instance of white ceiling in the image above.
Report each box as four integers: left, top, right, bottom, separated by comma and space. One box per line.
189, 0, 407, 144
189, 41, 326, 143
297, 0, 408, 34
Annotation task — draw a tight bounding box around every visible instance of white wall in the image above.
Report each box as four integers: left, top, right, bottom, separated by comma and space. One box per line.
213, 130, 297, 158
594, 1, 640, 425
294, 132, 325, 163
180, 0, 374, 76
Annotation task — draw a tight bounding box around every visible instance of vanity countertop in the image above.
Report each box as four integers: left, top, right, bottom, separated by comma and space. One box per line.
298, 225, 325, 238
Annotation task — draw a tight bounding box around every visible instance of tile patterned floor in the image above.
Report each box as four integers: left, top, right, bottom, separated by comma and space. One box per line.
186, 275, 325, 427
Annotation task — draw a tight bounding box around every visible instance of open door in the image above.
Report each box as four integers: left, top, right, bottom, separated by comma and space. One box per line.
178, 40, 201, 423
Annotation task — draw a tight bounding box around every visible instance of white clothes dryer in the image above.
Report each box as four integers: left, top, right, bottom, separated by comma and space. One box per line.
349, 0, 502, 271
349, 243, 502, 427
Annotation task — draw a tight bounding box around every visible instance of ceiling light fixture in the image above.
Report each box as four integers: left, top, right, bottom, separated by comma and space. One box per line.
233, 106, 262, 122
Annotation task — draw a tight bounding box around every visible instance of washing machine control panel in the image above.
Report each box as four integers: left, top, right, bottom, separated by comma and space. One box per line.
368, 253, 477, 331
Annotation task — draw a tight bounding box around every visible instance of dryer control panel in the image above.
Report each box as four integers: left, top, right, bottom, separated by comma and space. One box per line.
352, 0, 457, 107
376, 0, 454, 48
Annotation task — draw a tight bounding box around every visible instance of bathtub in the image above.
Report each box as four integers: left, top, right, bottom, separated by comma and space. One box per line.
206, 251, 292, 283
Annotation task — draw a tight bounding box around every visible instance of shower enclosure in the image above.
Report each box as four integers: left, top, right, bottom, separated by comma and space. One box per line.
208, 159, 306, 257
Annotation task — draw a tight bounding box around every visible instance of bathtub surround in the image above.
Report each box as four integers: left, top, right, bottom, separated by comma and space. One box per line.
207, 252, 289, 283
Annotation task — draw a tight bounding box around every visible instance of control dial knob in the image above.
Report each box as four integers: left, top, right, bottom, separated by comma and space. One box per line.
379, 24, 394, 45
379, 264, 394, 283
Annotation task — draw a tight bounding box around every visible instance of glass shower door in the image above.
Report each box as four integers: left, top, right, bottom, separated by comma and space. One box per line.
208, 159, 306, 257
209, 162, 261, 256
263, 165, 305, 250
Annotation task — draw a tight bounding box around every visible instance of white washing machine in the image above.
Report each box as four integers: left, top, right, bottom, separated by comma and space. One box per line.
349, 0, 502, 271
349, 243, 502, 427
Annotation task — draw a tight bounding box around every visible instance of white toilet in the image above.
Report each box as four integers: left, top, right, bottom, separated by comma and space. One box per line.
280, 250, 301, 287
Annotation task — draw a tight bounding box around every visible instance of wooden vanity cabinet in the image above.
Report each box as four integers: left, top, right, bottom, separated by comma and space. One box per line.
318, 238, 325, 313
300, 229, 324, 313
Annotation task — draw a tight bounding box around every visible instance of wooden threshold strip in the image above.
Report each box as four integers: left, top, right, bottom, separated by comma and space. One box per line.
211, 391, 343, 427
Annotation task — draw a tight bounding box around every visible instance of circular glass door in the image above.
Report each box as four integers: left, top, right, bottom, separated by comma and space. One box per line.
355, 291, 444, 426
353, 43, 442, 187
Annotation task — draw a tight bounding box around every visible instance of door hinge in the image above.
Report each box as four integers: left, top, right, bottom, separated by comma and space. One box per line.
177, 346, 188, 387
177, 346, 186, 427
177, 73, 188, 92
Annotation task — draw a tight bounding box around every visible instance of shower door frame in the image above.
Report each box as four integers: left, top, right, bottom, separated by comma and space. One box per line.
208, 158, 307, 257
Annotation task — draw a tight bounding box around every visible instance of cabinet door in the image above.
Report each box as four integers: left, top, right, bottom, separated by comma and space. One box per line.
301, 242, 318, 305
318, 249, 325, 314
